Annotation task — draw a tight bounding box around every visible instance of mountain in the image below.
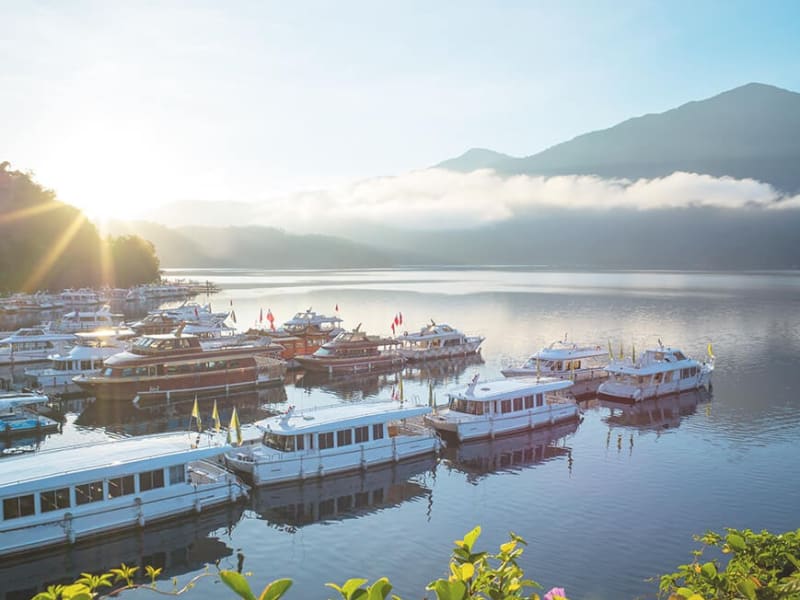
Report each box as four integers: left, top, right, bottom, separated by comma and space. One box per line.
437, 83, 800, 193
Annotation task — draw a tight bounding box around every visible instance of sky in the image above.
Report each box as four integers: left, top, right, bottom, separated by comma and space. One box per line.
2, 0, 800, 225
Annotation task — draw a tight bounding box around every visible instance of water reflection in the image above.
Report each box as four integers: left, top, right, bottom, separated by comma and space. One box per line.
600, 388, 712, 433
297, 369, 399, 401
251, 456, 436, 532
440, 419, 578, 484
0, 504, 244, 600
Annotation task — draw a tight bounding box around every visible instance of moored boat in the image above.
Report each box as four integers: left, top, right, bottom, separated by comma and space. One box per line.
597, 342, 714, 402
0, 392, 59, 437
0, 432, 248, 558
0, 327, 75, 366
224, 401, 440, 486
424, 374, 579, 442
294, 325, 404, 374
396, 321, 484, 361
502, 339, 609, 396
252, 309, 344, 362
53, 305, 122, 333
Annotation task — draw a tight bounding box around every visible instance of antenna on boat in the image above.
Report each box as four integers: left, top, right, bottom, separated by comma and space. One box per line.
467, 372, 479, 395
354, 323, 362, 332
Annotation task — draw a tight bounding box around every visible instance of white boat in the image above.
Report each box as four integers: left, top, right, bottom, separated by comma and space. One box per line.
224, 401, 440, 486
424, 374, 579, 442
53, 305, 122, 333
0, 432, 248, 558
396, 321, 484, 361
180, 320, 245, 349
279, 308, 344, 338
60, 289, 101, 307
0, 392, 59, 437
0, 327, 75, 366
597, 343, 714, 402
502, 339, 609, 396
24, 328, 137, 395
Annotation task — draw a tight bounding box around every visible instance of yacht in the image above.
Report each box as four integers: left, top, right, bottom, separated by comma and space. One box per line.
60, 289, 101, 307
129, 303, 228, 336
294, 325, 404, 374
0, 433, 248, 558
224, 401, 440, 486
395, 321, 484, 361
597, 343, 714, 402
424, 375, 579, 442
0, 327, 75, 366
73, 330, 285, 402
502, 339, 609, 396
258, 309, 344, 361
24, 327, 137, 395
53, 305, 122, 333
0, 392, 59, 437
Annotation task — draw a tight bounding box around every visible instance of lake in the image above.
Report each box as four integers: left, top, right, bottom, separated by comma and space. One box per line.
2, 268, 799, 600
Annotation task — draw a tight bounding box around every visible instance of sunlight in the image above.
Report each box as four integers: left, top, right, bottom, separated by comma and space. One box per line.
0, 201, 62, 225
20, 211, 89, 292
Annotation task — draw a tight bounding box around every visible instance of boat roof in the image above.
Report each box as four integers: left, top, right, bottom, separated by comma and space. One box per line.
256, 401, 431, 435
448, 377, 573, 400
284, 310, 342, 325
75, 327, 136, 340
398, 323, 467, 340
0, 433, 230, 494
0, 392, 49, 411
0, 328, 75, 342
606, 347, 701, 375
533, 341, 606, 360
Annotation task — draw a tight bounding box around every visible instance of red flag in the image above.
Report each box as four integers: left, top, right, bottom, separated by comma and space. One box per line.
399, 312, 403, 325
194, 306, 199, 319
267, 309, 275, 331
391, 322, 396, 334
259, 308, 263, 323
393, 314, 399, 327
335, 303, 339, 312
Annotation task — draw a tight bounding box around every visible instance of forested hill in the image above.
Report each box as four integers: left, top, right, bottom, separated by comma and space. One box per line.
0, 163, 160, 293
437, 83, 800, 193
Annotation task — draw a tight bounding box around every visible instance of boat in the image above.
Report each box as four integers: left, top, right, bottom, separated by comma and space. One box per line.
73, 330, 286, 402
60, 288, 101, 307
180, 319, 246, 349
0, 392, 59, 437
0, 432, 248, 559
597, 342, 714, 402
0, 327, 75, 366
53, 304, 122, 333
223, 401, 440, 486
424, 374, 579, 442
501, 339, 609, 396
129, 303, 228, 336
293, 324, 405, 374
23, 327, 137, 396
395, 321, 484, 361
252, 308, 344, 362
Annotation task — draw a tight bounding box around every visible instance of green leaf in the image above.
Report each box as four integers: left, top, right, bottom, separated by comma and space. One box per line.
367, 578, 393, 600
700, 562, 717, 579
460, 527, 481, 552
727, 533, 746, 552
737, 578, 757, 600
219, 570, 257, 600
258, 578, 293, 600
63, 593, 92, 600
676, 587, 695, 598
427, 579, 467, 600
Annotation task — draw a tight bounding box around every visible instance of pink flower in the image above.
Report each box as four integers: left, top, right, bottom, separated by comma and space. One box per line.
544, 587, 567, 600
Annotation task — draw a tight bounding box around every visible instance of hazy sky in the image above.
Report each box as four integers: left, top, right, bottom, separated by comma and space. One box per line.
2, 1, 799, 223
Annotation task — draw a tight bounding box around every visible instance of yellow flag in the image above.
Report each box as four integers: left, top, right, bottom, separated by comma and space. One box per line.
618, 342, 624, 360
229, 407, 241, 447
191, 396, 202, 432
607, 340, 614, 361
398, 372, 404, 402
212, 399, 220, 433
707, 342, 714, 358
632, 343, 636, 363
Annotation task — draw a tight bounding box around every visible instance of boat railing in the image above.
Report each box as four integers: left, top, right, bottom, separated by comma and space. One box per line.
547, 392, 577, 405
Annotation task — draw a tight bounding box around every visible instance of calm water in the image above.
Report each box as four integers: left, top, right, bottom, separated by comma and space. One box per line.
2, 268, 800, 600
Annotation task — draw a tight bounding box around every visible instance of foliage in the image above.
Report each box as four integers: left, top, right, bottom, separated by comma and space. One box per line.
659, 528, 800, 600
0, 162, 159, 292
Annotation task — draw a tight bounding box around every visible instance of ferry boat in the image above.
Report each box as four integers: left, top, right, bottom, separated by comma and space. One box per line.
424, 375, 579, 442
252, 309, 344, 362
0, 392, 59, 437
396, 321, 484, 361
224, 401, 440, 486
0, 327, 75, 366
0, 433, 248, 558
129, 303, 228, 336
73, 330, 285, 402
293, 325, 404, 374
24, 327, 137, 395
60, 288, 101, 307
502, 339, 609, 396
597, 343, 714, 402
53, 304, 122, 333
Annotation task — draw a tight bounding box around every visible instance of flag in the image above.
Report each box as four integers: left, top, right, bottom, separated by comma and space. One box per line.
619, 342, 624, 360
707, 342, 714, 358
194, 305, 199, 319
335, 303, 339, 312
230, 309, 237, 324
398, 373, 404, 402
394, 314, 400, 327
259, 308, 263, 323
212, 399, 220, 433
607, 340, 614, 361
191, 396, 202, 432
230, 299, 233, 306
632, 343, 636, 363
398, 312, 403, 325
228, 407, 241, 446
391, 322, 396, 334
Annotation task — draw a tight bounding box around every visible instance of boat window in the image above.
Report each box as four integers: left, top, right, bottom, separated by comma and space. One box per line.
355, 425, 369, 443
75, 481, 104, 505
295, 435, 305, 450
675, 351, 686, 360
372, 424, 384, 440
513, 397, 523, 411
337, 429, 353, 446
555, 361, 563, 371
654, 373, 663, 383
40, 487, 71, 512
135, 367, 149, 376
104, 368, 113, 376
501, 399, 512, 414
524, 395, 534, 409
3, 495, 35, 520
121, 368, 134, 377
536, 394, 544, 407
229, 360, 241, 368
655, 352, 664, 361
169, 465, 185, 485
664, 371, 674, 382
108, 475, 135, 498
318, 432, 334, 450
471, 401, 485, 415
139, 469, 165, 491
264, 432, 295, 452
81, 360, 94, 370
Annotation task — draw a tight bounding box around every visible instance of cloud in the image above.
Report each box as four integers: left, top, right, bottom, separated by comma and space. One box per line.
149, 169, 800, 231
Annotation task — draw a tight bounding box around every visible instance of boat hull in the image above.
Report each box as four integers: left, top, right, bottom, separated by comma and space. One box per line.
597, 371, 712, 402
424, 403, 580, 443
294, 354, 405, 374
397, 340, 483, 361
500, 369, 608, 396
